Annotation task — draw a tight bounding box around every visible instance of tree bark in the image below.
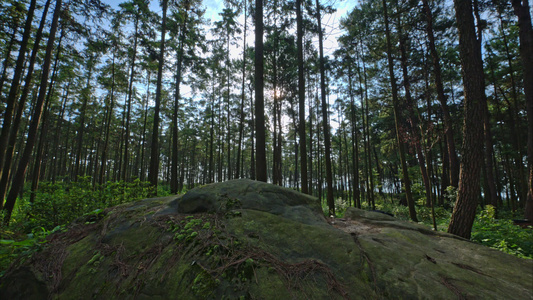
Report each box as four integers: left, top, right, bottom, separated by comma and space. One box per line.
297, 0, 308, 193
511, 0, 533, 221
149, 0, 169, 194
447, 0, 486, 239
255, 0, 267, 182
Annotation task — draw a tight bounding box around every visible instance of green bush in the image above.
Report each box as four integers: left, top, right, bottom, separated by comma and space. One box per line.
471, 205, 533, 259
19, 177, 154, 231
1, 177, 158, 277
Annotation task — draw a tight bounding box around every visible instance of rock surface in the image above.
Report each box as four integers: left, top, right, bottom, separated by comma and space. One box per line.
1, 179, 532, 299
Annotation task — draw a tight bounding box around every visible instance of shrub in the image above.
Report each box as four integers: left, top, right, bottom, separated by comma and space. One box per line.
471, 205, 533, 259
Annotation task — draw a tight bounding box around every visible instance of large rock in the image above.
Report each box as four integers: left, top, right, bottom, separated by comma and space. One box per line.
1, 179, 531, 299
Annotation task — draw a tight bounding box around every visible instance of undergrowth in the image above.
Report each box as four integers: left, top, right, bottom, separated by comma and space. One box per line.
0, 176, 167, 277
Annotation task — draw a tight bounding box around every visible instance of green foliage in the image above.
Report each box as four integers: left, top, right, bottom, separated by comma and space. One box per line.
0, 226, 63, 277
1, 177, 155, 277
17, 177, 154, 231
471, 205, 533, 259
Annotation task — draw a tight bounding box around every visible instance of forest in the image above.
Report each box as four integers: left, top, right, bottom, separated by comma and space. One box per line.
0, 0, 532, 269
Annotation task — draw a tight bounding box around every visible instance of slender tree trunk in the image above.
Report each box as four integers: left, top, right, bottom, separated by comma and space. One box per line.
99, 51, 117, 185
308, 73, 314, 195
2, 0, 62, 223
0, 0, 50, 207
0, 20, 21, 101
149, 0, 169, 194
297, 0, 308, 193
0, 0, 38, 181
496, 6, 527, 206
272, 28, 279, 185
50, 81, 69, 183
382, 0, 417, 222
209, 91, 215, 183
448, 0, 486, 239
123, 17, 140, 182
30, 32, 64, 203
482, 95, 499, 208
315, 0, 334, 215
348, 62, 361, 208
250, 86, 256, 180
139, 73, 151, 182
255, 0, 267, 182
398, 21, 433, 209
511, 0, 533, 221
172, 21, 186, 194
74, 57, 94, 179
236, 0, 247, 179
422, 0, 459, 188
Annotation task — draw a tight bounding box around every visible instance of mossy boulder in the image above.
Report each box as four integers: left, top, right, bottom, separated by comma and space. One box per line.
1, 179, 531, 299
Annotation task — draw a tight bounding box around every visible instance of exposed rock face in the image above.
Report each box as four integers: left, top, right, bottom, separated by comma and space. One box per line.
1, 179, 531, 299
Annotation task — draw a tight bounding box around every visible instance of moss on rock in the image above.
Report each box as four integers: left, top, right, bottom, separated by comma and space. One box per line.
1, 179, 531, 299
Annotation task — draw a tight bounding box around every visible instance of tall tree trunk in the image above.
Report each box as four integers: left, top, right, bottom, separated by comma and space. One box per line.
50, 81, 69, 183
447, 0, 486, 239
148, 0, 169, 194
236, 0, 247, 179
308, 73, 314, 195
382, 0, 418, 222
30, 31, 64, 203
297, 0, 308, 193
398, 20, 433, 210
172, 20, 186, 194
99, 51, 117, 185
74, 56, 94, 179
123, 16, 140, 182
355, 41, 374, 208
511, 0, 533, 221
250, 87, 256, 180
255, 0, 267, 182
209, 92, 215, 183
348, 61, 361, 208
2, 0, 62, 223
272, 26, 279, 185
0, 0, 38, 181
422, 0, 459, 187
315, 0, 334, 215
0, 0, 50, 207
496, 5, 527, 206
139, 72, 151, 182
0, 18, 21, 101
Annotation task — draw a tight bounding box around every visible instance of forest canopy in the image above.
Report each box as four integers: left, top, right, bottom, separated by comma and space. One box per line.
0, 0, 531, 245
